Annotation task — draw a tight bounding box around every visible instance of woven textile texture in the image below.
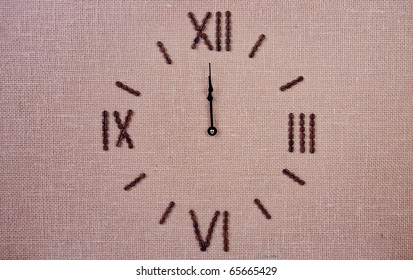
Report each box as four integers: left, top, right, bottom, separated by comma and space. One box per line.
1, 0, 412, 259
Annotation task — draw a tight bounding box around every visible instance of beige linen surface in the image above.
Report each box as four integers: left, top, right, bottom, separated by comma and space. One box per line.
1, 0, 412, 259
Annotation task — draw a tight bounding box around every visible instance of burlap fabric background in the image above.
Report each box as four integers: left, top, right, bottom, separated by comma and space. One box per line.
1, 0, 412, 259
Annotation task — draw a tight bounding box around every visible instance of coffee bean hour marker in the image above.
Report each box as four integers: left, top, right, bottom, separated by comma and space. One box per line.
115, 81, 140, 96
282, 169, 305, 185
159, 202, 176, 225
249, 34, 266, 58
280, 76, 304, 91
254, 198, 271, 219
157, 41, 172, 64
124, 173, 146, 191
100, 110, 135, 150
188, 11, 232, 52
288, 113, 316, 154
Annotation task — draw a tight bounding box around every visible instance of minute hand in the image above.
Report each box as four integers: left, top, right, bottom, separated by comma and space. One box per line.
207, 64, 217, 136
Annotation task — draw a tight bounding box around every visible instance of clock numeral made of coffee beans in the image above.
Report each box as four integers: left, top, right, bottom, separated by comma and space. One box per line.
157, 199, 274, 252
100, 11, 316, 253
159, 204, 231, 252
187, 209, 233, 252
187, 11, 268, 58
188, 11, 233, 52
288, 113, 316, 154
101, 109, 135, 151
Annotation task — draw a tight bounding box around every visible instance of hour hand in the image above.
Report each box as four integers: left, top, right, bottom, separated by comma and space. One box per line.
207, 63, 217, 136
207, 85, 213, 101
207, 64, 213, 100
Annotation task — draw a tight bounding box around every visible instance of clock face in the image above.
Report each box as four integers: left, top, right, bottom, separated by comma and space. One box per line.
4, 0, 410, 261
102, 5, 318, 257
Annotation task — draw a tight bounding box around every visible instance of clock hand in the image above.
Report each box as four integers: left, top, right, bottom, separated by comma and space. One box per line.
207, 63, 217, 136
208, 63, 213, 93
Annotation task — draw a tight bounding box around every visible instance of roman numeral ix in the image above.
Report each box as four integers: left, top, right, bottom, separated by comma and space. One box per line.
101, 110, 135, 151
